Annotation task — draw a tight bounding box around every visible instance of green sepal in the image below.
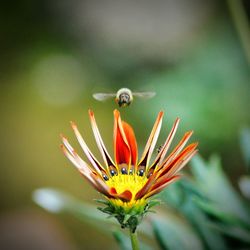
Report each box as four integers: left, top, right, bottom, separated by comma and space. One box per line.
148, 200, 161, 209
96, 198, 159, 233
123, 214, 131, 224
94, 199, 109, 205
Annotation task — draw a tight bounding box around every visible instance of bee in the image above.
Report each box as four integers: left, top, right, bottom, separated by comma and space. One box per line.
93, 88, 156, 107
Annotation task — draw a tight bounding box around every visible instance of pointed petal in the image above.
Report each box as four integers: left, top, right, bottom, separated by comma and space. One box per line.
156, 131, 194, 172
61, 144, 90, 175
60, 137, 93, 176
114, 110, 130, 165
108, 187, 132, 201
143, 175, 180, 199
109, 187, 117, 195
167, 149, 197, 177
117, 190, 133, 202
135, 174, 156, 200
91, 173, 114, 197
151, 174, 180, 191
61, 144, 98, 187
140, 143, 197, 200
159, 118, 180, 164
61, 144, 112, 197
114, 110, 137, 166
70, 121, 106, 176
61, 135, 104, 177
148, 118, 180, 171
137, 111, 163, 170
161, 147, 198, 179
88, 110, 116, 169
157, 143, 198, 179
60, 134, 75, 153
122, 121, 138, 166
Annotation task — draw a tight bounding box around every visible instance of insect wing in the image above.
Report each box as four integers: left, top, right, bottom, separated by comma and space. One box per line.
93, 93, 116, 101
133, 91, 156, 99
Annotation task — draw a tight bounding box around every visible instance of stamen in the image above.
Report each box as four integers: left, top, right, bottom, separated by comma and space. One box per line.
110, 169, 117, 176
138, 169, 144, 177
121, 167, 128, 175
103, 174, 109, 181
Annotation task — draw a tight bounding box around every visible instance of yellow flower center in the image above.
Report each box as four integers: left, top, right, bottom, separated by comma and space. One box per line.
106, 174, 148, 198
105, 173, 148, 211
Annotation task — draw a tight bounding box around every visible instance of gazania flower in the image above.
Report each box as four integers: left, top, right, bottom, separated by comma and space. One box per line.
61, 110, 197, 232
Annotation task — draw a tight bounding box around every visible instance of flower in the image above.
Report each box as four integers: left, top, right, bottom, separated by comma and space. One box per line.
61, 110, 198, 232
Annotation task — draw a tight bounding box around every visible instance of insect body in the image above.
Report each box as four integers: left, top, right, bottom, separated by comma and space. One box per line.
93, 88, 155, 107
116, 88, 133, 107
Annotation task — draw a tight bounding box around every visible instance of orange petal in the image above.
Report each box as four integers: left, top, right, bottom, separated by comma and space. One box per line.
155, 131, 194, 172
135, 174, 156, 200
137, 111, 163, 170
122, 121, 138, 166
91, 173, 113, 197
61, 144, 95, 181
70, 121, 106, 175
117, 190, 133, 202
151, 174, 181, 191
61, 142, 112, 195
109, 187, 132, 201
109, 187, 117, 195
88, 110, 116, 169
113, 110, 137, 166
143, 175, 180, 199
157, 142, 198, 178
148, 118, 180, 172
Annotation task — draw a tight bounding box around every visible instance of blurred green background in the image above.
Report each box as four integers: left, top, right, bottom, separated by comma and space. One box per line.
0, 0, 250, 249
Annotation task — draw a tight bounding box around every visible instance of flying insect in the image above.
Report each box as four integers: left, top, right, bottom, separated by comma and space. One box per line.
93, 88, 156, 107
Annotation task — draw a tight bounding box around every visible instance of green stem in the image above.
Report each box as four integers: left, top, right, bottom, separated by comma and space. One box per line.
129, 230, 140, 250
227, 0, 250, 66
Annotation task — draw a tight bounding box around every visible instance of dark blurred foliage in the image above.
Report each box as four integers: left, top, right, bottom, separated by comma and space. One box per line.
0, 0, 249, 249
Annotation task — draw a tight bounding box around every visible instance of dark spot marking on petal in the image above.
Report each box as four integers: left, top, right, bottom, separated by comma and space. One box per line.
103, 174, 109, 181
121, 167, 127, 174
110, 169, 117, 176
138, 169, 144, 177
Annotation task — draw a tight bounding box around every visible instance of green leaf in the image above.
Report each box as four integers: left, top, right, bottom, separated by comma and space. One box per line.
239, 176, 250, 200
113, 231, 132, 250
239, 128, 250, 170
148, 200, 161, 209
152, 213, 204, 250
32, 188, 116, 232
191, 154, 250, 223
159, 181, 184, 208
161, 178, 227, 250
194, 197, 250, 229
211, 224, 250, 244
180, 196, 227, 250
